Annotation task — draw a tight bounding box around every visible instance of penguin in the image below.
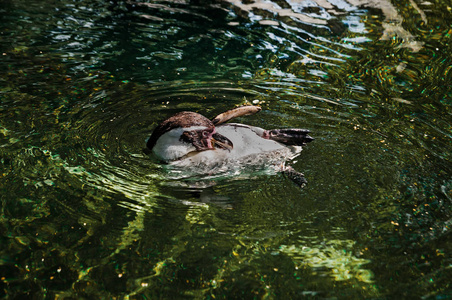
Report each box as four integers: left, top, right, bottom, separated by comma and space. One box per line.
146, 106, 313, 186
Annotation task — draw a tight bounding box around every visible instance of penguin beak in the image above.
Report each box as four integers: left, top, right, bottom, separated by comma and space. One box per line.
212, 133, 233, 151
181, 129, 233, 151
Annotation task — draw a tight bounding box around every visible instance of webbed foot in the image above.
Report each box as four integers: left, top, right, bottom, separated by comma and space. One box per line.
281, 165, 307, 187
263, 128, 314, 146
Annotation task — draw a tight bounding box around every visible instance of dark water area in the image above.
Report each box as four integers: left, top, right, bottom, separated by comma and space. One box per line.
1, 0, 452, 298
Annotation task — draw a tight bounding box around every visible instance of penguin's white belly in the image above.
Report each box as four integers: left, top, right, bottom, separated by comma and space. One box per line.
217, 124, 283, 156
169, 124, 302, 174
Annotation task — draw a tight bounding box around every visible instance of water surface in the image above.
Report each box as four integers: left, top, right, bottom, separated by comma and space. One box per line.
1, 0, 451, 298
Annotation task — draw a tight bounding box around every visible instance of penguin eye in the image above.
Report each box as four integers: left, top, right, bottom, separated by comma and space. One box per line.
202, 130, 210, 138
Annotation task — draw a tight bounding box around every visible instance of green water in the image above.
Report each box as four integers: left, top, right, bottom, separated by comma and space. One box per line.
1, 0, 451, 298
